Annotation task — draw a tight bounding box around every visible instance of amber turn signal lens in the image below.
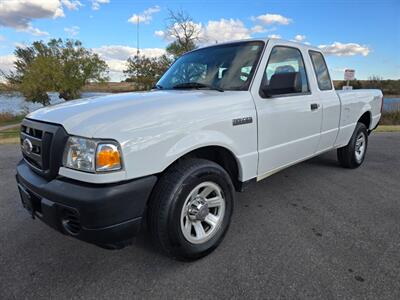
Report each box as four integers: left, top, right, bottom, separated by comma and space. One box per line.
96, 144, 122, 172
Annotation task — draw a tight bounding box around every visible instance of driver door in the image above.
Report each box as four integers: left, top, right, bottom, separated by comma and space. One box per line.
251, 43, 322, 178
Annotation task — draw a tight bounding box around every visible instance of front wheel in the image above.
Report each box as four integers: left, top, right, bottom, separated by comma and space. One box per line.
148, 158, 234, 260
337, 122, 368, 168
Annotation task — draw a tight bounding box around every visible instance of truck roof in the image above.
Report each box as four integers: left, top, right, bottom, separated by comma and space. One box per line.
193, 38, 323, 53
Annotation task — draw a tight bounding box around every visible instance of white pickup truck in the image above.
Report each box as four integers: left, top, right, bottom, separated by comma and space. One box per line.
16, 38, 382, 260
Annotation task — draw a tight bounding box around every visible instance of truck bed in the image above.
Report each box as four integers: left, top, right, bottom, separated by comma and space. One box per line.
335, 89, 383, 147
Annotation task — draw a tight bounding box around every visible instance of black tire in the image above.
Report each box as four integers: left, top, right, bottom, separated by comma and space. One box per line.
337, 122, 368, 168
148, 158, 234, 260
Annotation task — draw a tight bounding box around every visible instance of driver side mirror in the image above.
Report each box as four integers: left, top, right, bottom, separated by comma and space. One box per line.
260, 85, 272, 98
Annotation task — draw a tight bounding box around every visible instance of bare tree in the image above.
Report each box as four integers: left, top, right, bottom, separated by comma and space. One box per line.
368, 75, 383, 82
165, 9, 201, 58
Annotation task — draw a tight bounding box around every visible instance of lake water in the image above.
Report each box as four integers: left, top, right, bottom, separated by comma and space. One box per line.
0, 92, 399, 115
0, 92, 109, 115
383, 98, 400, 111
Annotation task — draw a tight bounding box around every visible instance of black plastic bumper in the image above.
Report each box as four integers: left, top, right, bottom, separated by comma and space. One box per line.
16, 159, 157, 249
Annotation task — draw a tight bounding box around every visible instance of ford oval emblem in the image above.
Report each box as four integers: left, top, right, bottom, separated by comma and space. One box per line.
22, 138, 33, 154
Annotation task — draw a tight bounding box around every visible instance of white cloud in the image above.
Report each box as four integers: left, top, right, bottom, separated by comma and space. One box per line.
91, 0, 110, 11
64, 25, 80, 36
93, 45, 165, 81
157, 18, 268, 44
21, 26, 49, 36
154, 30, 165, 37
331, 67, 347, 73
252, 13, 292, 25
0, 0, 84, 36
14, 42, 28, 48
128, 5, 160, 24
268, 34, 281, 39
251, 25, 266, 34
0, 35, 5, 41
61, 0, 82, 10
0, 54, 16, 80
202, 19, 253, 43
318, 42, 370, 56
0, 0, 62, 30
293, 34, 306, 42
94, 45, 165, 61
155, 15, 291, 44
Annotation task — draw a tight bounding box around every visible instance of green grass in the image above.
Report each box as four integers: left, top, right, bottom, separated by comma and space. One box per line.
0, 113, 26, 127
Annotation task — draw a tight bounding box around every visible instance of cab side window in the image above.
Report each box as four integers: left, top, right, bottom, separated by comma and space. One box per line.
309, 50, 332, 91
260, 46, 309, 98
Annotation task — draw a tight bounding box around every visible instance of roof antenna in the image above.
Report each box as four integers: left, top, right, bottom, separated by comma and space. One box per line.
136, 17, 140, 56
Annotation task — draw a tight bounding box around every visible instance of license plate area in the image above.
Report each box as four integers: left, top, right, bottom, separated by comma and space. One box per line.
18, 184, 36, 218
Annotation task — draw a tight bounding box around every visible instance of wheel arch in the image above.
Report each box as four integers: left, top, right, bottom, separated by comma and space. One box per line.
164, 145, 244, 192
358, 111, 372, 130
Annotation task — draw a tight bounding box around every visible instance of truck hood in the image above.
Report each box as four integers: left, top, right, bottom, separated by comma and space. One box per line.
28, 90, 246, 139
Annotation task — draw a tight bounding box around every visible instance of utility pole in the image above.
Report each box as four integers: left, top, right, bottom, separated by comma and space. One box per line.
136, 17, 140, 56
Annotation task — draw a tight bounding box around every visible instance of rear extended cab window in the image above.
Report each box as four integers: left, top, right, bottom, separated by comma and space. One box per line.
309, 50, 333, 91
259, 46, 310, 98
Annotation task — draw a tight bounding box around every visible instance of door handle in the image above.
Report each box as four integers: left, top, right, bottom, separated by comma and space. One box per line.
310, 103, 320, 111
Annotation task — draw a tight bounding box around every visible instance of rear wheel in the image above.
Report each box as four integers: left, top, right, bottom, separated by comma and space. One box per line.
148, 158, 234, 260
337, 122, 368, 168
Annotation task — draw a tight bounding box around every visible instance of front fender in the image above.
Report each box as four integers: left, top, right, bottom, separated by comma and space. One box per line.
166, 130, 236, 159
164, 130, 245, 178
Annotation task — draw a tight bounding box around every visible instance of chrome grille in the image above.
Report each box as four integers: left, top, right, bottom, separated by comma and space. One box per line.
20, 119, 68, 180
20, 124, 45, 170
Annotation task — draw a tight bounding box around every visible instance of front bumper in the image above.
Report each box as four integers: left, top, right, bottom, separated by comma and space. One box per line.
16, 159, 157, 249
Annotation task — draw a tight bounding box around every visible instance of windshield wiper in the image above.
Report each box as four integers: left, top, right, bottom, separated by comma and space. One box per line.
172, 82, 224, 92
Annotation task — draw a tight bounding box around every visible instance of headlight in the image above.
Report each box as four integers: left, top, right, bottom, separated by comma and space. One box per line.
63, 136, 122, 173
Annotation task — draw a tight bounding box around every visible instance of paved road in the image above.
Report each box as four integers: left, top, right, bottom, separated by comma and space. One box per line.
1, 133, 399, 299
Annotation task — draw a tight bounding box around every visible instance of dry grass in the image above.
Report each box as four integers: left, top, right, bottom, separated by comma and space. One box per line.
381, 102, 400, 125
82, 82, 139, 93
0, 83, 16, 92
375, 125, 400, 132
0, 126, 20, 144
0, 137, 19, 144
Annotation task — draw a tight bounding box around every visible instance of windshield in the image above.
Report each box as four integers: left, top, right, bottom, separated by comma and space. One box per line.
156, 41, 265, 91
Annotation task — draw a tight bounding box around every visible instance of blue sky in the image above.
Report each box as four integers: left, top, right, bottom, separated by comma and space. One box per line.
0, 0, 399, 81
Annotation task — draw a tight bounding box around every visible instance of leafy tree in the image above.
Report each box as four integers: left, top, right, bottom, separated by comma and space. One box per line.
124, 55, 171, 90
19, 55, 62, 105
333, 79, 400, 95
4, 39, 108, 104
